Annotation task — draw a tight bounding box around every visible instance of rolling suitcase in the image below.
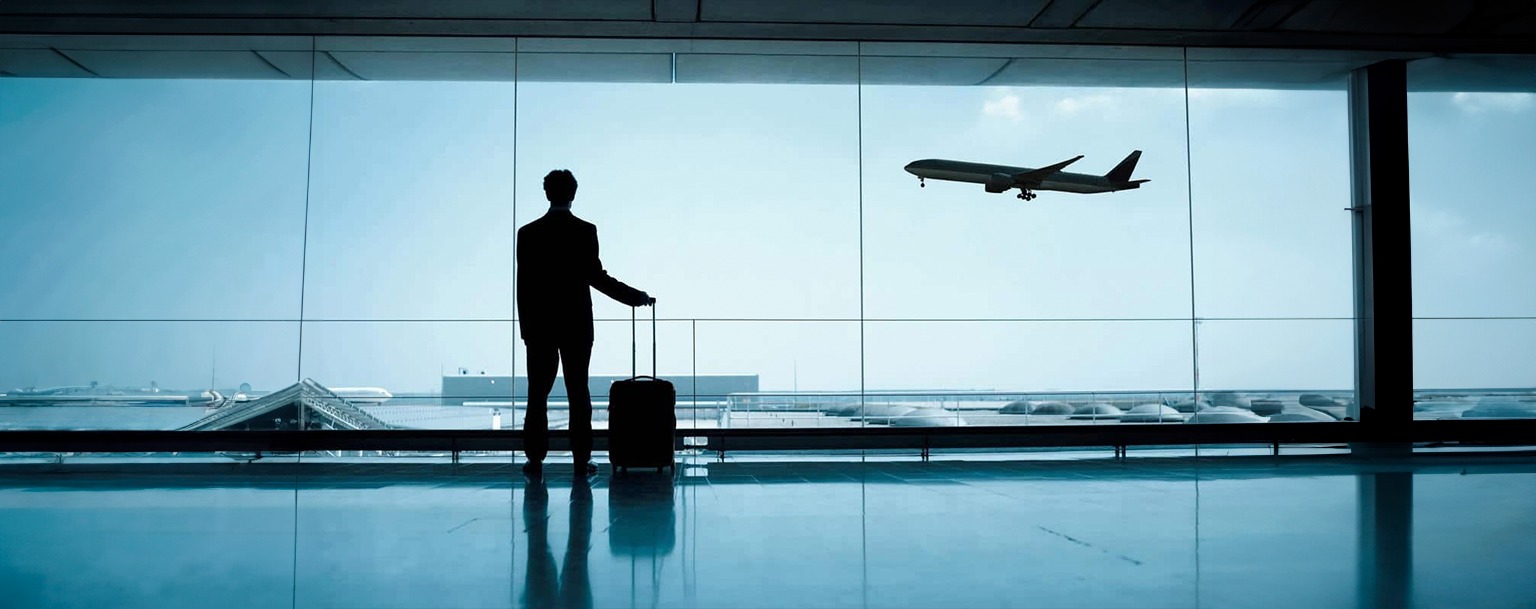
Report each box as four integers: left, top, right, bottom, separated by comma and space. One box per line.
608, 305, 677, 473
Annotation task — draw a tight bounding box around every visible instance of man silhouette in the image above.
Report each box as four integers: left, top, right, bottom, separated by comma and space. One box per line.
518, 169, 653, 476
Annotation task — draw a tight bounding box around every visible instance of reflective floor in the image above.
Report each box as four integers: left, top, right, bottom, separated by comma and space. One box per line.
0, 452, 1533, 609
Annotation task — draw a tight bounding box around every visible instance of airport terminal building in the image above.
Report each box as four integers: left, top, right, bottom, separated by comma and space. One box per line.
1, 2, 1534, 608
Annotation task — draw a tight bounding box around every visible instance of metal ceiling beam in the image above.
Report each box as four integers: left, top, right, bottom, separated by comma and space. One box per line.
2, 17, 1534, 54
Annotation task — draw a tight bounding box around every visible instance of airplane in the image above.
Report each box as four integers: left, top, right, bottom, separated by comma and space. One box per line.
904, 150, 1148, 201
230, 384, 393, 404
1, 382, 224, 406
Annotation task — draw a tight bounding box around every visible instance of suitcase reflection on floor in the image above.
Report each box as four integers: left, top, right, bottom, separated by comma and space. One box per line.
608, 473, 677, 557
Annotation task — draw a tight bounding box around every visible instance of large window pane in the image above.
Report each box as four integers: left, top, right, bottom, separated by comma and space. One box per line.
1194, 320, 1353, 421
515, 41, 860, 322
860, 45, 1191, 321
694, 320, 859, 428
0, 321, 298, 430
1409, 55, 1536, 409
302, 38, 518, 321
298, 321, 514, 429
863, 320, 1195, 427
501, 319, 699, 432
1409, 56, 1536, 319
864, 320, 1194, 393
1186, 50, 1355, 319
1413, 319, 1536, 420
0, 36, 313, 320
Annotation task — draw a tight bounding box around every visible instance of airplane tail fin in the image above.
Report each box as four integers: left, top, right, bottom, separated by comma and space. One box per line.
1105, 150, 1142, 183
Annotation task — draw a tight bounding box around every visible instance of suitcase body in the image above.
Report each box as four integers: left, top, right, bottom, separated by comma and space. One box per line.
608, 305, 677, 473
607, 376, 677, 472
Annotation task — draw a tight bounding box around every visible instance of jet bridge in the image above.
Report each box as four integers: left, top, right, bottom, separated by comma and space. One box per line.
178, 379, 393, 431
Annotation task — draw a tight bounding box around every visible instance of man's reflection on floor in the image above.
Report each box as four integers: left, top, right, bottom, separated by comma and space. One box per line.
522, 475, 594, 609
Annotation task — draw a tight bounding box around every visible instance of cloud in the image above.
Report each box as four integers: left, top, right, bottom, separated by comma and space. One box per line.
1451, 92, 1536, 114
1052, 94, 1115, 117
1415, 207, 1515, 254
982, 93, 1022, 122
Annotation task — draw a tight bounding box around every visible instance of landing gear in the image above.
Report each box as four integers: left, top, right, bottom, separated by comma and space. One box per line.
1017, 189, 1037, 201
918, 178, 925, 188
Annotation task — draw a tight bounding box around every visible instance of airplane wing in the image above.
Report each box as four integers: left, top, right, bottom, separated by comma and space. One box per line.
1013, 155, 1084, 184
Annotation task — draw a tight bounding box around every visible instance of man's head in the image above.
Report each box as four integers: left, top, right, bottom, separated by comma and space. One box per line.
544, 169, 578, 205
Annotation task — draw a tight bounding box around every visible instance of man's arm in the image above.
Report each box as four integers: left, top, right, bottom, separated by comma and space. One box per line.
587, 227, 652, 306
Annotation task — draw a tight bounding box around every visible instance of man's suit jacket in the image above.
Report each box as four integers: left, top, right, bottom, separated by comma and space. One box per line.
517, 210, 647, 344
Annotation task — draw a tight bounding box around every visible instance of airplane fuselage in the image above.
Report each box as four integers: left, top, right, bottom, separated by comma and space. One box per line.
904, 159, 1142, 195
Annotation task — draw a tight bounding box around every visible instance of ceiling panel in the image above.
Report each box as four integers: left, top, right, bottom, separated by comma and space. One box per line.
675, 53, 856, 84
253, 50, 318, 79
62, 49, 291, 78
317, 37, 518, 53
0, 34, 1528, 88
0, 0, 1532, 55
655, 0, 701, 23
1409, 55, 1536, 92
1186, 60, 1356, 88
1186, 47, 1414, 88
516, 52, 673, 83
0, 35, 311, 52
987, 58, 1186, 87
703, 0, 1051, 27
1492, 10, 1536, 34
0, 0, 654, 20
1278, 0, 1475, 35
328, 51, 519, 81
1076, 0, 1265, 30
1027, 0, 1105, 28
859, 42, 1185, 61
858, 56, 1012, 86
0, 49, 96, 77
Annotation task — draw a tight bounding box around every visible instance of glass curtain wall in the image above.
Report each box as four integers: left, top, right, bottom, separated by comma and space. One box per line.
859, 44, 1196, 428
1408, 55, 1536, 421
298, 38, 519, 430
513, 40, 862, 431
0, 36, 312, 431
1185, 49, 1357, 423
0, 35, 1381, 435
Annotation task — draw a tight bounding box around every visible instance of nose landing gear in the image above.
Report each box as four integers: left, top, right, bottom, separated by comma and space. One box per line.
919, 177, 925, 188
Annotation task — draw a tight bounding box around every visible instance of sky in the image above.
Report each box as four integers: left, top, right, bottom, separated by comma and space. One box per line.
0, 61, 1532, 395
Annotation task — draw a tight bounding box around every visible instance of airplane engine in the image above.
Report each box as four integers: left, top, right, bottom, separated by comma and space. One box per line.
984, 173, 1015, 193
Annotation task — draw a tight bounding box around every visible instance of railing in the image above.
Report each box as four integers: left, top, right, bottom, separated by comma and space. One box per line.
2, 420, 1535, 458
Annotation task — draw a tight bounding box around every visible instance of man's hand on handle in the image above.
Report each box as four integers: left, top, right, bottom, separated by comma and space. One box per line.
636, 293, 656, 307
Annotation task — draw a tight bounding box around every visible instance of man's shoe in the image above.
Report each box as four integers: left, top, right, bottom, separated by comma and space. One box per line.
576, 461, 598, 476
522, 461, 543, 476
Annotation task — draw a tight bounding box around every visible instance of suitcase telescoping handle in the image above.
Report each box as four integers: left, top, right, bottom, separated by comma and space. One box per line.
631, 303, 656, 379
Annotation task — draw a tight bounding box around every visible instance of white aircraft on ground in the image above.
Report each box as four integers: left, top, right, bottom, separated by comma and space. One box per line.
904, 150, 1148, 200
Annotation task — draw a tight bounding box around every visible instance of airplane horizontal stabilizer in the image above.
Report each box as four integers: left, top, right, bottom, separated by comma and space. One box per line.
1013, 155, 1083, 183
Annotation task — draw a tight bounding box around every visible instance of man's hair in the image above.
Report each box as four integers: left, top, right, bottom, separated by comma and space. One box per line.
544, 169, 578, 203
